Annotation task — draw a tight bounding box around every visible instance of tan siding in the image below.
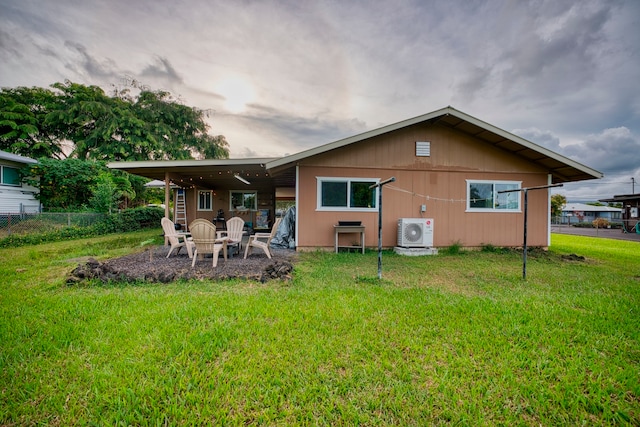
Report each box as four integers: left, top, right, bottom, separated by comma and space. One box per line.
304, 124, 543, 174
296, 122, 551, 250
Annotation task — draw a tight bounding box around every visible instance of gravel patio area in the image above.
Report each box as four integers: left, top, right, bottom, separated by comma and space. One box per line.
67, 244, 297, 284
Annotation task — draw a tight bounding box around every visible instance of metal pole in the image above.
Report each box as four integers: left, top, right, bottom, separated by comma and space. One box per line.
377, 184, 383, 279
498, 183, 563, 280
523, 189, 528, 280
370, 177, 396, 279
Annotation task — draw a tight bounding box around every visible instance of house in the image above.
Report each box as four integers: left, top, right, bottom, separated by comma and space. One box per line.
559, 203, 622, 225
109, 106, 603, 249
599, 193, 640, 233
0, 150, 40, 214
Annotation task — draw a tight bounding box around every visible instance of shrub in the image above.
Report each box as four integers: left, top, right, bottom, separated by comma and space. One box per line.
0, 207, 164, 248
592, 218, 610, 228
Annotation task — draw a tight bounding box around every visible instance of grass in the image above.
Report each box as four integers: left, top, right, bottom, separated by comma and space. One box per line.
1, 230, 639, 425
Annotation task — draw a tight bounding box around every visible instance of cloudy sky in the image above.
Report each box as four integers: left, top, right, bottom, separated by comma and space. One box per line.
1, 0, 639, 201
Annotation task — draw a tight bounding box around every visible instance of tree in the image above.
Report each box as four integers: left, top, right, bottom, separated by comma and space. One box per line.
22, 158, 106, 210
3, 80, 231, 211
89, 172, 120, 213
196, 134, 230, 159
0, 86, 63, 158
550, 194, 566, 219
1, 80, 230, 161
130, 89, 229, 160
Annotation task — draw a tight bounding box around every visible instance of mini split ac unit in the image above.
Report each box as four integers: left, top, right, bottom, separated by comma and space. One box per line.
397, 218, 434, 247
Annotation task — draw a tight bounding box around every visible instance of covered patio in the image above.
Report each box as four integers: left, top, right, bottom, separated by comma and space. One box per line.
108, 158, 296, 232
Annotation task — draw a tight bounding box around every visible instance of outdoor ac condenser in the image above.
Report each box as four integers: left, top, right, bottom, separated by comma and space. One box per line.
397, 218, 434, 247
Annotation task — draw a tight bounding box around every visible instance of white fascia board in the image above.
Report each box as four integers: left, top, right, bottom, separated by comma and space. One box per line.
108, 157, 279, 170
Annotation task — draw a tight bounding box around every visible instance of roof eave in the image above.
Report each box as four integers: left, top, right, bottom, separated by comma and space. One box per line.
108, 157, 279, 170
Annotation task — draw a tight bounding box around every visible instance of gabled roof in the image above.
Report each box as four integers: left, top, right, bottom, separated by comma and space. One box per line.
266, 106, 603, 183
0, 150, 38, 165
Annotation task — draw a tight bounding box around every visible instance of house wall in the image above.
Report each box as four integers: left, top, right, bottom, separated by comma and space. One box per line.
0, 159, 40, 213
295, 123, 550, 249
182, 184, 276, 230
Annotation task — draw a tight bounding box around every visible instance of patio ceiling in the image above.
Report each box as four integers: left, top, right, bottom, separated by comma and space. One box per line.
108, 158, 295, 190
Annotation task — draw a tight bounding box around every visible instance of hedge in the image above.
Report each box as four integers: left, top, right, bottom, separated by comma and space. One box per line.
0, 207, 164, 248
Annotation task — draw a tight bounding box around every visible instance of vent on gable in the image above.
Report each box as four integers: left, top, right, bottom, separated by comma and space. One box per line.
416, 141, 431, 157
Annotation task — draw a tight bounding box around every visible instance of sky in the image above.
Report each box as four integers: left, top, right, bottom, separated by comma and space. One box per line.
1, 0, 639, 201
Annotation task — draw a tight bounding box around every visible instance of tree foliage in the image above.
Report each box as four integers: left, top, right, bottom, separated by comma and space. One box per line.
22, 158, 106, 211
2, 80, 230, 210
0, 86, 63, 158
0, 80, 229, 161
551, 193, 567, 218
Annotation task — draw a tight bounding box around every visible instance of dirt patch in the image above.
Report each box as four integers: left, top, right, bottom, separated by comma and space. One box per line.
67, 245, 297, 284
561, 253, 586, 262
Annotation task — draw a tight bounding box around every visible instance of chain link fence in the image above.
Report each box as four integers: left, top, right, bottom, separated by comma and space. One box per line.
0, 212, 106, 238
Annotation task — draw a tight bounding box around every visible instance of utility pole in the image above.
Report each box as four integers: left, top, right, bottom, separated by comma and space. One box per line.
632, 177, 636, 194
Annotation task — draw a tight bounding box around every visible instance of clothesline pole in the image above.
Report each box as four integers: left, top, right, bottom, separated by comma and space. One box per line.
370, 177, 396, 279
499, 183, 563, 280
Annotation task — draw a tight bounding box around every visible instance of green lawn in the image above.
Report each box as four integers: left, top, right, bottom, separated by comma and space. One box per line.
1, 231, 638, 425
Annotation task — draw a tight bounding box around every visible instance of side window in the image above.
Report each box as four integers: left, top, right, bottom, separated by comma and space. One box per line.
1, 166, 21, 186
317, 177, 378, 211
467, 180, 520, 212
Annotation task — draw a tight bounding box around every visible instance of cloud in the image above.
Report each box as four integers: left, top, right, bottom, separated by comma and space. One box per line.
0, 29, 22, 58
563, 127, 640, 176
1, 0, 639, 202
210, 103, 369, 157
512, 127, 562, 152
63, 41, 120, 80
140, 56, 183, 84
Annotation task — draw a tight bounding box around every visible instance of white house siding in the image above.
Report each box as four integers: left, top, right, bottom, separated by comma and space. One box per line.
560, 203, 622, 224
0, 187, 41, 213
0, 151, 40, 213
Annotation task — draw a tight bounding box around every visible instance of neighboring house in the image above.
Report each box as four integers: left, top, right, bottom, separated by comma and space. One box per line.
0, 150, 40, 214
560, 203, 622, 225
599, 193, 640, 233
109, 106, 603, 249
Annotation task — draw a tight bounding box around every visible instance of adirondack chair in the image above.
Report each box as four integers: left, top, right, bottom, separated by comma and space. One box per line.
189, 219, 227, 267
161, 217, 194, 259
216, 216, 245, 255
244, 217, 282, 259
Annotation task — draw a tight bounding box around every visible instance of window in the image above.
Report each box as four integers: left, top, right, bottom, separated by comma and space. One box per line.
230, 190, 257, 211
317, 177, 378, 211
466, 180, 521, 212
198, 191, 212, 211
1, 166, 20, 186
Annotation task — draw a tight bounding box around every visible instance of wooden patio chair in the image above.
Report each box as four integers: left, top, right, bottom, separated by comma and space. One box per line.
244, 217, 282, 259
217, 216, 245, 255
161, 217, 194, 259
189, 219, 227, 267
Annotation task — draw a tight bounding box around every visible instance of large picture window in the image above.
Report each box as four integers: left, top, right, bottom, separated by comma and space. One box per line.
317, 177, 378, 211
198, 191, 212, 211
466, 180, 521, 212
1, 166, 20, 186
